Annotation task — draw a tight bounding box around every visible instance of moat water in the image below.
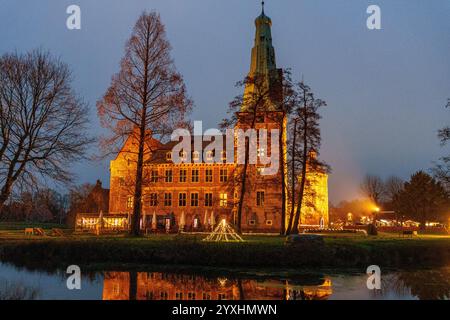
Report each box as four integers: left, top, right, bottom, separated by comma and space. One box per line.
0, 262, 449, 300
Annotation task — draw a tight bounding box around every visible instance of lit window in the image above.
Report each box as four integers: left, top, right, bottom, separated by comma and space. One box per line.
205, 168, 213, 182
219, 193, 227, 207
205, 193, 213, 207
179, 169, 187, 182
150, 170, 158, 182
257, 167, 265, 175
179, 193, 187, 207
165, 169, 173, 183
206, 150, 214, 161
127, 196, 133, 209
266, 220, 273, 226
164, 193, 172, 207
149, 193, 158, 207
202, 292, 211, 300
256, 191, 265, 206
190, 193, 199, 207
166, 152, 172, 161
160, 292, 168, 300
191, 169, 199, 182
179, 151, 187, 161
257, 148, 265, 157
188, 292, 196, 300
218, 293, 227, 300
192, 151, 200, 161
220, 169, 228, 182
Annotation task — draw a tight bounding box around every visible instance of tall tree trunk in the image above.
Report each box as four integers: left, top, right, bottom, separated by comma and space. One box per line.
130, 28, 150, 237
279, 114, 287, 235
291, 122, 308, 235
131, 128, 145, 236
236, 138, 250, 234
286, 120, 297, 235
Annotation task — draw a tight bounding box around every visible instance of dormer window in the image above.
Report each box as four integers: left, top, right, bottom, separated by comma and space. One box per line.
179, 151, 187, 161
192, 151, 200, 161
206, 151, 214, 161
166, 152, 172, 161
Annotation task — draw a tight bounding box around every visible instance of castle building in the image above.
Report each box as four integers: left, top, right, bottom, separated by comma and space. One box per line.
76, 5, 329, 233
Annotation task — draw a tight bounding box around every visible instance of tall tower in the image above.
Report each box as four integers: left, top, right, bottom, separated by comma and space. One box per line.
235, 3, 287, 233
242, 1, 283, 112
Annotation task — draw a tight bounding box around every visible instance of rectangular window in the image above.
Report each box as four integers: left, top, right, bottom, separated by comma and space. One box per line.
175, 292, 183, 300
188, 292, 196, 300
257, 148, 265, 157
164, 193, 172, 207
256, 191, 265, 207
191, 169, 199, 182
202, 292, 211, 300
190, 193, 199, 207
119, 177, 125, 186
150, 170, 158, 182
205, 168, 213, 182
126, 196, 133, 209
160, 292, 168, 300
266, 220, 273, 226
149, 193, 158, 207
219, 169, 228, 182
165, 169, 173, 183
219, 193, 227, 207
205, 193, 213, 207
179, 169, 187, 183
179, 193, 187, 207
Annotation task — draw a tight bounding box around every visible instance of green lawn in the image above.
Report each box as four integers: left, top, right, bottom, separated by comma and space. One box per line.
0, 222, 448, 246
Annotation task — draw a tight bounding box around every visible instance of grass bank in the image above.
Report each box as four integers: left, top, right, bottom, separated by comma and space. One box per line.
0, 228, 449, 270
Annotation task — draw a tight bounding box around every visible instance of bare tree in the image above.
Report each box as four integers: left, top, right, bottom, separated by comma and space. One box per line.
97, 12, 192, 236
221, 71, 294, 234
0, 50, 92, 212
360, 174, 385, 206
221, 75, 273, 234
287, 81, 328, 235
384, 176, 404, 202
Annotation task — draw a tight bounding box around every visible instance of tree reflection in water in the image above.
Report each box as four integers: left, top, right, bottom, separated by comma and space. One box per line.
389, 268, 450, 300
0, 279, 39, 300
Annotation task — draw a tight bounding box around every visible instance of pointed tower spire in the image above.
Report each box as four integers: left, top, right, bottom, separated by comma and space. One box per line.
241, 2, 282, 112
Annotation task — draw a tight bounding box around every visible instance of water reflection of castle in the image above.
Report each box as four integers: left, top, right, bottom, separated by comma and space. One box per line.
102, 272, 333, 300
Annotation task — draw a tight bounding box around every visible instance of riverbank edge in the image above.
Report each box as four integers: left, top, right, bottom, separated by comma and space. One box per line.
0, 238, 449, 270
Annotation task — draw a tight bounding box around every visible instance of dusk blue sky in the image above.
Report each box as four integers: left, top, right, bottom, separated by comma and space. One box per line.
1, 0, 449, 203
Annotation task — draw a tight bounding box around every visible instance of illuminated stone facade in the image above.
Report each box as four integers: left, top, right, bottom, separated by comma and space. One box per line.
299, 153, 329, 227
